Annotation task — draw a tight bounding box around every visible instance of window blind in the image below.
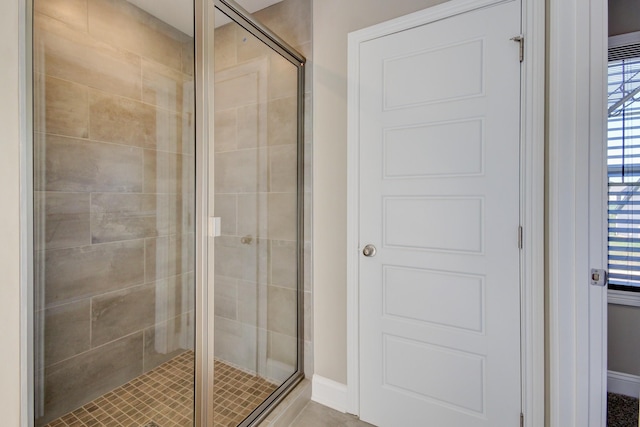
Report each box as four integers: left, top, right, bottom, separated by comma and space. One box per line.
608, 57, 640, 289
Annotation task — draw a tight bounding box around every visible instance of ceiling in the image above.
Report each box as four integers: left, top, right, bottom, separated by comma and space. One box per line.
126, 0, 283, 36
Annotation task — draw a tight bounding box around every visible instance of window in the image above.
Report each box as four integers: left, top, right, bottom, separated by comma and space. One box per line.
608, 54, 640, 292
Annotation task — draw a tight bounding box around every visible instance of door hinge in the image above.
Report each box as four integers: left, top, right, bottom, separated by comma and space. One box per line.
511, 35, 524, 62
518, 225, 523, 249
520, 412, 524, 427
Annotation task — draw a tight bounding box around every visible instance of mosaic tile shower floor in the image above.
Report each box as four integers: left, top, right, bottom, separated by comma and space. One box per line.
43, 352, 278, 427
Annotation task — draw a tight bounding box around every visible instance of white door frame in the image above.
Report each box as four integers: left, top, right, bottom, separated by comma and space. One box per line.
345, 0, 545, 425
547, 0, 608, 426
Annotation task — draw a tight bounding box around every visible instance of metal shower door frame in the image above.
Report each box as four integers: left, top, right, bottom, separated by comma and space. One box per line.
194, 0, 306, 425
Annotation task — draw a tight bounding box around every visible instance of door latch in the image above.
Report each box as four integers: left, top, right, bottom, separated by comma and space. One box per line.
590, 268, 608, 286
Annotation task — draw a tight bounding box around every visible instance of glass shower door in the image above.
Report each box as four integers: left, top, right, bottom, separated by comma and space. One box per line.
211, 2, 305, 425
30, 0, 305, 425
32, 0, 196, 425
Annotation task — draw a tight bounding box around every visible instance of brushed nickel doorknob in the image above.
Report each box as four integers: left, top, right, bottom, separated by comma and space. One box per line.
363, 244, 377, 257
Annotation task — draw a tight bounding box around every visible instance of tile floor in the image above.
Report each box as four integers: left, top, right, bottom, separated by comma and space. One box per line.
43, 351, 194, 427
43, 351, 278, 427
289, 402, 374, 427
212, 361, 278, 426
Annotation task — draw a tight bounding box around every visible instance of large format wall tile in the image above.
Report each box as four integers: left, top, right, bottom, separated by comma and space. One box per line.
144, 149, 189, 193
214, 235, 268, 283
143, 105, 185, 154
35, 0, 88, 32
34, 13, 142, 100
214, 316, 258, 373
89, 91, 157, 148
214, 275, 237, 320
91, 283, 157, 346
87, 0, 189, 72
91, 275, 193, 347
160, 272, 195, 318
182, 109, 196, 157
268, 53, 298, 101
254, 0, 311, 50
215, 72, 259, 110
35, 74, 89, 139
90, 193, 179, 243
91, 213, 164, 244
182, 39, 194, 77
41, 333, 144, 424
213, 236, 243, 280
214, 22, 236, 71
270, 240, 297, 289
44, 240, 145, 306
214, 109, 237, 153
237, 280, 260, 326
237, 193, 268, 239
214, 193, 237, 236
267, 96, 297, 146
34, 192, 91, 250
138, 273, 193, 330
236, 26, 271, 64
145, 234, 194, 282
90, 90, 185, 153
143, 311, 193, 372
214, 148, 268, 194
91, 271, 194, 354
42, 134, 143, 193
267, 285, 296, 337
237, 103, 261, 149
269, 330, 297, 367
269, 144, 297, 193
43, 299, 91, 367
267, 193, 297, 241
143, 59, 187, 113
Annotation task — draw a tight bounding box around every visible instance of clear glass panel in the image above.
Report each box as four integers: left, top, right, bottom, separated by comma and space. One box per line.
212, 7, 300, 426
32, 0, 196, 425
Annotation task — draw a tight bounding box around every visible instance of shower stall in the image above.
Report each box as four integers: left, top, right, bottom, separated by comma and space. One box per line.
30, 0, 309, 425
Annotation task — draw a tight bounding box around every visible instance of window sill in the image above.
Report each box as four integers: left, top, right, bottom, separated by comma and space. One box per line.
608, 289, 640, 307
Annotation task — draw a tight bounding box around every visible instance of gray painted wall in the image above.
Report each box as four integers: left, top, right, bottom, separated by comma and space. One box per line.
609, 0, 640, 36
608, 304, 640, 375
312, 0, 450, 385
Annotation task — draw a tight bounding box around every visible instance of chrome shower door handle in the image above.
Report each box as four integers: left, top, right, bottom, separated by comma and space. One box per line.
362, 244, 377, 257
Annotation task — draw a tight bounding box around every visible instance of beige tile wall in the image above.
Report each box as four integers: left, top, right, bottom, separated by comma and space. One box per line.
213, 0, 313, 383
32, 0, 195, 424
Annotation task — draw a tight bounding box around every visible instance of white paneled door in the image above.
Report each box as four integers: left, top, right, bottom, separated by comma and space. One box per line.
357, 1, 523, 426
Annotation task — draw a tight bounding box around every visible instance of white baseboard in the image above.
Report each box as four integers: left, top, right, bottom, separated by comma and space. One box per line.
608, 370, 640, 398
311, 375, 348, 413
